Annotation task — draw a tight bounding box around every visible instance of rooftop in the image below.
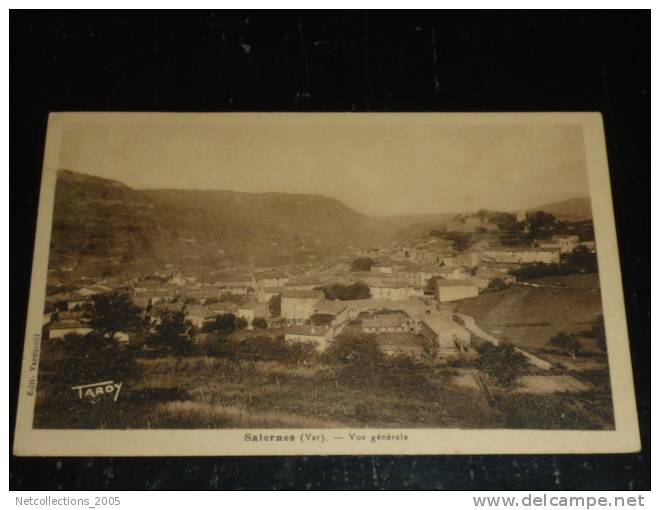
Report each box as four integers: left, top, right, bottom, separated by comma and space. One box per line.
485, 246, 560, 253
436, 278, 478, 288
49, 320, 89, 330
284, 325, 331, 337
375, 334, 426, 354
208, 302, 239, 313
131, 296, 151, 307
255, 271, 288, 280
421, 313, 467, 334
285, 277, 322, 287
186, 305, 220, 319
312, 299, 349, 315
259, 286, 284, 293
45, 291, 87, 303
337, 297, 433, 319
134, 289, 175, 298
152, 303, 184, 315
362, 313, 409, 329
281, 289, 324, 299
398, 264, 444, 273
58, 311, 85, 320
369, 281, 411, 289
475, 267, 510, 278
185, 288, 222, 297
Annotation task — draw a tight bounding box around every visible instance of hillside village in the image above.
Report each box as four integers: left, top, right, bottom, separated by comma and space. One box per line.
36, 171, 612, 430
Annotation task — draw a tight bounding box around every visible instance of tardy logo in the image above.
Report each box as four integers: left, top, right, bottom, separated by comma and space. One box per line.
71, 380, 123, 401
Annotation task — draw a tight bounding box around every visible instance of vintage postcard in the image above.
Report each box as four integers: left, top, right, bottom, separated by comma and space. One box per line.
13, 112, 639, 456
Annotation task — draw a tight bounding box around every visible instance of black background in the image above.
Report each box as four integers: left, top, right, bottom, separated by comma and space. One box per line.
10, 12, 650, 490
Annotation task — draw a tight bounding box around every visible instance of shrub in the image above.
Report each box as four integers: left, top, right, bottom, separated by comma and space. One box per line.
37, 332, 138, 414
195, 333, 237, 358
549, 332, 582, 359
425, 276, 440, 294
443, 232, 473, 251
146, 311, 195, 356
324, 333, 384, 366
351, 257, 375, 272
511, 262, 563, 280
562, 245, 598, 273
236, 336, 282, 361
83, 291, 145, 339
234, 336, 316, 364
320, 281, 371, 300
202, 313, 246, 334
268, 294, 281, 316
487, 277, 509, 291
252, 317, 268, 330
310, 313, 334, 326
279, 340, 317, 365
379, 354, 434, 393
476, 343, 528, 388
584, 314, 607, 352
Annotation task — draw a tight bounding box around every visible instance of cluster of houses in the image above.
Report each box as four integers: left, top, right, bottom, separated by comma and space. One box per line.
42, 209, 595, 364
41, 265, 503, 361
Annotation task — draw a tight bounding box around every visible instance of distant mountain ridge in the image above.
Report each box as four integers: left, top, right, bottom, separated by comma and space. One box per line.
50, 170, 593, 269
50, 170, 398, 267
528, 197, 592, 220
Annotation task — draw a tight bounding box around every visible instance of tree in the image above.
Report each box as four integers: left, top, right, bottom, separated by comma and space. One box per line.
197, 333, 237, 358
147, 311, 193, 355
319, 283, 343, 300
203, 313, 246, 335
324, 333, 384, 366
41, 331, 137, 387
444, 232, 472, 251
252, 317, 268, 330
586, 314, 607, 352
562, 245, 598, 273
268, 294, 281, 316
236, 335, 288, 362
425, 276, 440, 294
487, 277, 509, 291
549, 332, 582, 359
511, 262, 560, 280
84, 292, 144, 339
491, 211, 518, 230
476, 343, 528, 388
320, 281, 371, 300
218, 292, 249, 305
345, 281, 370, 299
351, 257, 376, 272
527, 211, 557, 239
310, 313, 335, 326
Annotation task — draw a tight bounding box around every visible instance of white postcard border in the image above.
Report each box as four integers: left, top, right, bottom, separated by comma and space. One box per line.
13, 112, 640, 456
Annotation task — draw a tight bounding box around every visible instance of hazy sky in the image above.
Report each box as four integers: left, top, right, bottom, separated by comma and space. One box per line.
58, 118, 589, 216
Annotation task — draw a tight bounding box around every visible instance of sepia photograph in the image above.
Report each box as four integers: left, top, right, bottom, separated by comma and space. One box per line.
13, 112, 639, 456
